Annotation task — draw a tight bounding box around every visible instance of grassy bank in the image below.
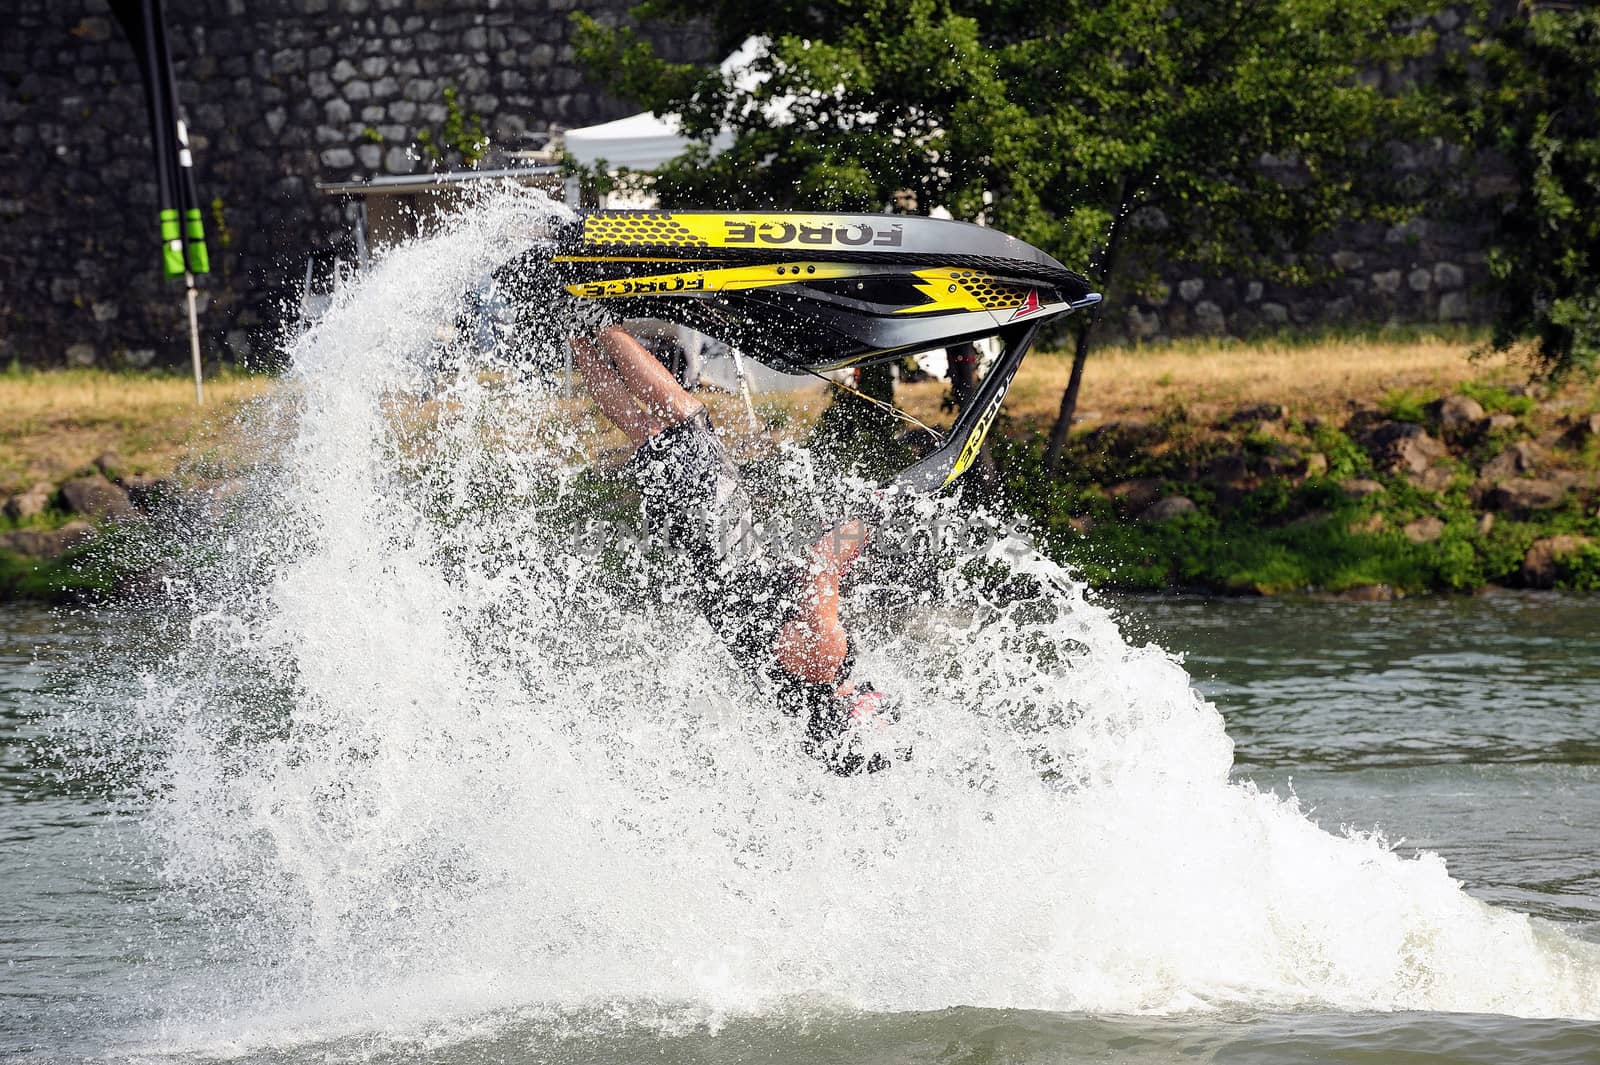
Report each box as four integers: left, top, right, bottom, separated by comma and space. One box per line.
943, 335, 1600, 597
1, 368, 274, 601
3, 334, 1598, 602
0, 368, 274, 495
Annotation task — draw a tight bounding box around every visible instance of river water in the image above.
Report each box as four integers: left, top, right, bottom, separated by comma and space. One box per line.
5, 594, 1598, 1062
5, 192, 1599, 1061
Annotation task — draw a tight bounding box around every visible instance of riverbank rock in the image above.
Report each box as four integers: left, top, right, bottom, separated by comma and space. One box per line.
1353, 420, 1447, 474
1108, 478, 1163, 510
120, 474, 177, 512
1139, 496, 1197, 522
1205, 452, 1249, 484
1561, 413, 1600, 447
1341, 478, 1386, 499
93, 450, 127, 482
1484, 478, 1567, 514
1340, 583, 1396, 601
3, 482, 54, 521
0, 521, 96, 560
60, 474, 137, 522
1402, 516, 1445, 543
1521, 534, 1593, 589
1481, 413, 1519, 435
1430, 394, 1485, 435
1480, 441, 1544, 481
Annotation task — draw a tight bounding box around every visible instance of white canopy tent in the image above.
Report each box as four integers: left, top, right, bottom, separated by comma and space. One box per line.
563, 37, 766, 174
560, 39, 982, 394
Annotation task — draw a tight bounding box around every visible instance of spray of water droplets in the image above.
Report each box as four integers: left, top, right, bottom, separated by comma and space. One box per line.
91, 187, 1599, 1055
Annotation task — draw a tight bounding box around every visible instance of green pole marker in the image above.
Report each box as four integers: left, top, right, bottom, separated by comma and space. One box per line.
183, 207, 210, 274
160, 208, 184, 277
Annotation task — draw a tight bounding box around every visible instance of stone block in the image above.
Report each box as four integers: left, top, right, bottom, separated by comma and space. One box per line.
320, 147, 355, 168
1439, 291, 1470, 321
357, 144, 382, 170
1260, 301, 1288, 324
76, 16, 115, 42
1433, 261, 1464, 289
1330, 250, 1364, 271
331, 58, 358, 83
1194, 300, 1225, 333
66, 343, 97, 366
1385, 218, 1427, 244
384, 145, 413, 173
1371, 269, 1402, 295
1407, 268, 1432, 292
1125, 307, 1161, 339
1178, 278, 1203, 302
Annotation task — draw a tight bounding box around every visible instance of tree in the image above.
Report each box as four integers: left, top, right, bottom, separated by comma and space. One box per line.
1445, 3, 1600, 379
575, 1, 1444, 468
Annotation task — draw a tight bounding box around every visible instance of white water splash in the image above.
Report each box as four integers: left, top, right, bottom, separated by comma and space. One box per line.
123, 188, 1600, 1056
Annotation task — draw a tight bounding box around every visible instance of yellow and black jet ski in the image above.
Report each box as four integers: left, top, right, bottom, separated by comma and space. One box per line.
497, 210, 1102, 490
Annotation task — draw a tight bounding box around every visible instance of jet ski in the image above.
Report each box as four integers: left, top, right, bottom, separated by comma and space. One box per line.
496, 211, 1102, 490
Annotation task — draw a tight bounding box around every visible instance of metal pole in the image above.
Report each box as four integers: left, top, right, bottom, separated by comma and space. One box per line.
728, 346, 759, 431
185, 271, 203, 405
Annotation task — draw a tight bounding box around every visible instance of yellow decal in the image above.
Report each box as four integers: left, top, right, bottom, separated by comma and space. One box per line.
552, 255, 719, 264
566, 261, 863, 299
946, 393, 1006, 484
584, 212, 906, 250
898, 268, 1033, 315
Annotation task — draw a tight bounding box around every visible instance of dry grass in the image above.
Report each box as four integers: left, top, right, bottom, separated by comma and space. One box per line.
0, 335, 1578, 497
0, 370, 275, 493
890, 334, 1539, 433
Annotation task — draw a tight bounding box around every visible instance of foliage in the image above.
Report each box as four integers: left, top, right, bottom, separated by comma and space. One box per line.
1557, 542, 1600, 592
576, 1, 1440, 271
417, 86, 488, 169
1444, 5, 1600, 378
574, 0, 1450, 463
1458, 379, 1536, 417
1378, 388, 1430, 424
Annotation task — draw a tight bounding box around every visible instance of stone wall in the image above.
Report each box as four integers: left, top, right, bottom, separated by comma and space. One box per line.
0, 0, 712, 370
2, 4, 1503, 367
1105, 6, 1501, 346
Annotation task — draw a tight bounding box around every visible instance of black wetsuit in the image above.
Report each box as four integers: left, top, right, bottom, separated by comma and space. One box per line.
628, 412, 867, 765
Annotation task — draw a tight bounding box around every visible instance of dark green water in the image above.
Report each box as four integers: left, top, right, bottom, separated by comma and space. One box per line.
3, 593, 1598, 1063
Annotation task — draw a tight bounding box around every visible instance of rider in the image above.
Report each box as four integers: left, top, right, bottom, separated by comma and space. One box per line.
570, 322, 893, 774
